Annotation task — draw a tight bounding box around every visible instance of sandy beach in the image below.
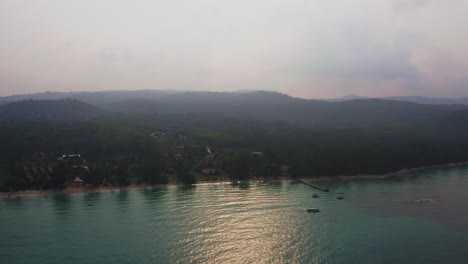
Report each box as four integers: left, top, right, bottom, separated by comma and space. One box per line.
0, 178, 290, 197
2, 160, 468, 197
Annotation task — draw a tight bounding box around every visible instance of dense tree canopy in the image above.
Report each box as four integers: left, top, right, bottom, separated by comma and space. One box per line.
1, 91, 468, 191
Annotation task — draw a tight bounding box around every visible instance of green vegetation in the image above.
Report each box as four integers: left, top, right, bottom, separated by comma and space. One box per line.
1, 91, 468, 191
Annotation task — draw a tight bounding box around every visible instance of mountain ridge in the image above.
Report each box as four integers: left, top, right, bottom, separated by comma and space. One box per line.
3, 90, 468, 106
2, 91, 467, 131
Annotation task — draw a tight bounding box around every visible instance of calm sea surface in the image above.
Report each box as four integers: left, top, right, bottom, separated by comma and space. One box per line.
2, 165, 468, 264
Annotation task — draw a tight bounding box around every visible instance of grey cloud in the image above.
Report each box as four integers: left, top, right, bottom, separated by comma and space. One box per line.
0, 0, 467, 98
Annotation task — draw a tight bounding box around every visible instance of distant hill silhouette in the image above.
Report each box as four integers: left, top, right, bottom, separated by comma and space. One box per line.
321, 94, 369, 102
384, 96, 468, 105
322, 95, 468, 105
0, 90, 184, 106
0, 99, 102, 122
1, 90, 468, 129
104, 91, 467, 130
3, 90, 468, 105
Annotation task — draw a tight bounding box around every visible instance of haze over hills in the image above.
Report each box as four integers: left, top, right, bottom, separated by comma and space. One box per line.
322, 94, 468, 105
320, 94, 369, 102
0, 90, 186, 106
3, 90, 468, 106
105, 91, 468, 130
1, 90, 468, 132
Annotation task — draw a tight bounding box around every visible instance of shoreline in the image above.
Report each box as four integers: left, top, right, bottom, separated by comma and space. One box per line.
0, 178, 290, 197
2, 161, 468, 197
335, 160, 468, 180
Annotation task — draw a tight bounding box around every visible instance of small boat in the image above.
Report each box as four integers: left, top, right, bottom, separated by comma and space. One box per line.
336, 196, 344, 200
312, 194, 320, 198
307, 208, 320, 212
87, 203, 94, 206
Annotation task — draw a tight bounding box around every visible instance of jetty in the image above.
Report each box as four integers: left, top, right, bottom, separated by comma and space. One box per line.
298, 179, 329, 192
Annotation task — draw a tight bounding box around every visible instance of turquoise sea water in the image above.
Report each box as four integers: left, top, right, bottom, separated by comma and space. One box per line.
2, 165, 468, 264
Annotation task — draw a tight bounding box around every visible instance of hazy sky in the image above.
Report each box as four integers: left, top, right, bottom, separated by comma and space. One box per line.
1, 0, 467, 98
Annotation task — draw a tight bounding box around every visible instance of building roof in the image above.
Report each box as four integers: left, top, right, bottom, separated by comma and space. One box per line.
72, 177, 84, 183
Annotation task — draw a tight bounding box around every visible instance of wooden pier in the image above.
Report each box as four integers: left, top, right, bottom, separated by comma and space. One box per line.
297, 179, 329, 192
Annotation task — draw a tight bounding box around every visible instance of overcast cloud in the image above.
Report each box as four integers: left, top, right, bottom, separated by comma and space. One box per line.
0, 0, 467, 98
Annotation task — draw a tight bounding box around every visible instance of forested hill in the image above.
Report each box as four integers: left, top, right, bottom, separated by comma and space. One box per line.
106, 91, 467, 130
0, 99, 102, 122
3, 90, 468, 106
2, 91, 468, 191
440, 108, 468, 129
1, 91, 467, 130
